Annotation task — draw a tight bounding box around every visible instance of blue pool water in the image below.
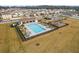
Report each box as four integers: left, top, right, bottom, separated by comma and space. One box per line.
27, 23, 45, 33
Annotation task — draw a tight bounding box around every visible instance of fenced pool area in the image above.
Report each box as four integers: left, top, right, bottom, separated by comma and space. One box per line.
24, 22, 53, 38
14, 21, 68, 41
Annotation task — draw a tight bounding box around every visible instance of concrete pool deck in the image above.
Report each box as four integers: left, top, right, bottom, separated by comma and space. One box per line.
24, 22, 53, 38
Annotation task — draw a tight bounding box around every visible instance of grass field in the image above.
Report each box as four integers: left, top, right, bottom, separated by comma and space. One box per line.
0, 17, 79, 53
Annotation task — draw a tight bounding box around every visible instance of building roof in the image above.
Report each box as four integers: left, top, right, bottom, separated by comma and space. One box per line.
20, 17, 35, 22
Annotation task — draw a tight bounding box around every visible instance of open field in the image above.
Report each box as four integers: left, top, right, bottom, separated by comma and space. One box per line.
0, 17, 79, 52
0, 23, 25, 52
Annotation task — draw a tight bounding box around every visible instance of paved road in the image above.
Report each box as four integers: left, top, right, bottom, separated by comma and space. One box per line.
0, 19, 19, 24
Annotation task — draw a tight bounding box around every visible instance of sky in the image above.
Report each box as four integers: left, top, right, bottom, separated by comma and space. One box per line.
0, 0, 79, 6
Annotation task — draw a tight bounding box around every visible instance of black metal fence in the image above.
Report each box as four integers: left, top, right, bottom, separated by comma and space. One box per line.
15, 26, 26, 41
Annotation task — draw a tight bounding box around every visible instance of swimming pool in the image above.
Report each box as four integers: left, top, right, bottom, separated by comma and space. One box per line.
24, 22, 52, 38
26, 23, 45, 33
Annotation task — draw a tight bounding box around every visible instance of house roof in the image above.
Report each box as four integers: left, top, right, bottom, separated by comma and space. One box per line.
20, 17, 35, 22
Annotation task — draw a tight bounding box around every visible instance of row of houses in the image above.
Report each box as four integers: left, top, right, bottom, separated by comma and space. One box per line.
0, 8, 78, 20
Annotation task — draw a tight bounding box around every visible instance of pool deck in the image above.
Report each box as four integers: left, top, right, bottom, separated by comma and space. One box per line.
24, 22, 53, 38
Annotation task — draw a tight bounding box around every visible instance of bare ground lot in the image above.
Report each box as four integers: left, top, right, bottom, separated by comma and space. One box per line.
0, 17, 79, 53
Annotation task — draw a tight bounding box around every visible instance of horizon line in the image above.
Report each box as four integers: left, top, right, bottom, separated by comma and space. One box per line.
0, 5, 79, 7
